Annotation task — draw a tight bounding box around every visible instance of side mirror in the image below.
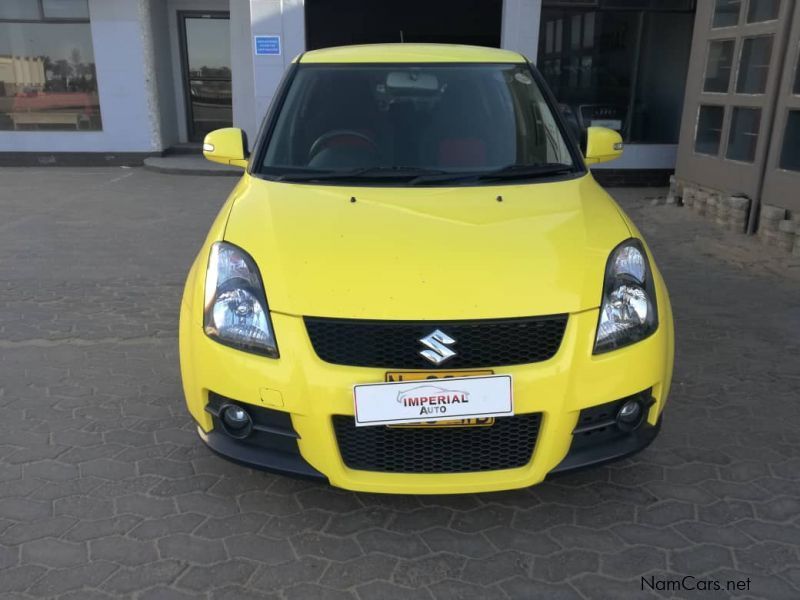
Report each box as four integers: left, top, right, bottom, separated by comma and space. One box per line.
203, 128, 249, 168
584, 126, 623, 165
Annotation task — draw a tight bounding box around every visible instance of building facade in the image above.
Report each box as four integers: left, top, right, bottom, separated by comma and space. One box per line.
1, 0, 699, 180
673, 0, 800, 252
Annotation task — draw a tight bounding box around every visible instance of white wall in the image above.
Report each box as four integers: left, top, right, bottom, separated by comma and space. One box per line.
0, 0, 161, 154
502, 0, 542, 63
231, 0, 257, 142
249, 0, 305, 127
148, 0, 179, 149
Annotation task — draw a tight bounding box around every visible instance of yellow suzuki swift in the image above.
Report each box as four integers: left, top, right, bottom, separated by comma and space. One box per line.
180, 44, 674, 494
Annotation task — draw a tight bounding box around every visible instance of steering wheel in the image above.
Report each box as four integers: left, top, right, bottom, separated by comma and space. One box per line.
308, 129, 379, 162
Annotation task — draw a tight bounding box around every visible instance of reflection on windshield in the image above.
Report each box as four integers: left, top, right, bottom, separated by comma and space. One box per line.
261, 63, 575, 183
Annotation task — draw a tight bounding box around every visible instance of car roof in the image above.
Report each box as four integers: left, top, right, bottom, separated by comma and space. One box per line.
298, 43, 526, 64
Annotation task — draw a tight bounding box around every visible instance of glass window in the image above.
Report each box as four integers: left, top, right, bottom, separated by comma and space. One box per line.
0, 0, 40, 20
695, 105, 725, 155
779, 111, 800, 171
746, 0, 779, 22
726, 107, 760, 162
0, 0, 90, 20
538, 7, 694, 144
570, 14, 582, 50
0, 19, 101, 131
712, 0, 741, 27
261, 64, 574, 179
736, 36, 773, 94
555, 19, 563, 52
704, 40, 735, 93
42, 0, 90, 20
582, 12, 595, 48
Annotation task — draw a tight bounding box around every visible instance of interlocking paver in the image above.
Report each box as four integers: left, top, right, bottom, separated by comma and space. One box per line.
26, 560, 118, 597
0, 516, 76, 545
0, 497, 51, 521
0, 565, 48, 593
501, 577, 584, 600
158, 533, 228, 564
228, 531, 295, 564
734, 541, 799, 576
0, 171, 798, 599
420, 528, 497, 558
599, 546, 667, 579
449, 504, 513, 533
176, 559, 259, 591
387, 506, 453, 532
20, 537, 87, 568
290, 531, 361, 561
461, 550, 533, 585
115, 492, 177, 518
530, 549, 600, 582
101, 559, 186, 594
89, 535, 159, 565
251, 557, 328, 589
319, 553, 398, 588
637, 500, 695, 527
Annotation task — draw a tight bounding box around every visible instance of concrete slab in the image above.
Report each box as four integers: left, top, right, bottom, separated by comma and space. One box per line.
143, 154, 242, 176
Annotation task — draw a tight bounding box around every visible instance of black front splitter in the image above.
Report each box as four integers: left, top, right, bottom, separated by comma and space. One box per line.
547, 419, 662, 478
198, 427, 327, 481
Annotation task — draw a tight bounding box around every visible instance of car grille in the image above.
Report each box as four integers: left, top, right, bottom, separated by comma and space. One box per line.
305, 316, 567, 369
332, 414, 542, 473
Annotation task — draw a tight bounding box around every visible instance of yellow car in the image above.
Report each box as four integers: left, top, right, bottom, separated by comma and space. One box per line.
180, 44, 674, 494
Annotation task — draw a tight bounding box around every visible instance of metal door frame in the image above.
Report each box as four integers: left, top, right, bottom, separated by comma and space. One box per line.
177, 10, 231, 142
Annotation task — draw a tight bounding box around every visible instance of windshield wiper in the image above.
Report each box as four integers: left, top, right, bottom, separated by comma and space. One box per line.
273, 166, 448, 182
408, 163, 575, 186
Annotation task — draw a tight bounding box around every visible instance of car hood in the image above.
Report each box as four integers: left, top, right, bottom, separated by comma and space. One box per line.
223, 174, 631, 320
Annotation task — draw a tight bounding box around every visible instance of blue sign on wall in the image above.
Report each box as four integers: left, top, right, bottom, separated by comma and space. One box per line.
254, 35, 281, 56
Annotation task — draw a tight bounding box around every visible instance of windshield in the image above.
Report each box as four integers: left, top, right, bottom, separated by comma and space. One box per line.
259, 63, 577, 184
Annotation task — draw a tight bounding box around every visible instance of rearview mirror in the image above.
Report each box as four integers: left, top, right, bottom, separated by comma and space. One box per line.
386, 71, 439, 93
203, 128, 249, 168
584, 126, 623, 165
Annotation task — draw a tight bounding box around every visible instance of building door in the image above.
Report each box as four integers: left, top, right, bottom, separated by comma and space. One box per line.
675, 0, 794, 208
305, 0, 502, 50
760, 5, 800, 216
179, 12, 232, 142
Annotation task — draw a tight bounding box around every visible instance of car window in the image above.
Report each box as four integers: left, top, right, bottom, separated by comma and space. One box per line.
260, 63, 575, 181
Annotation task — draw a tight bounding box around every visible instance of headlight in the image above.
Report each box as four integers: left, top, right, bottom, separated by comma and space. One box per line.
203, 242, 278, 357
594, 239, 658, 353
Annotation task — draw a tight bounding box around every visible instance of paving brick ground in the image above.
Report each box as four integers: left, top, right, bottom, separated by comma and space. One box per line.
0, 168, 798, 600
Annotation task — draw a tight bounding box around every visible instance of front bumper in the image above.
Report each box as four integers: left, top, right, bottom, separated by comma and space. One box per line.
180, 292, 674, 494
198, 402, 662, 483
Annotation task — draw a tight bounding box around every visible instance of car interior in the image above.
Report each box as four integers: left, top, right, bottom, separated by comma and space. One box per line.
264, 65, 558, 172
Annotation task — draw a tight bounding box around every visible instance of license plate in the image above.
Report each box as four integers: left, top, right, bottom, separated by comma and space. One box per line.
385, 370, 495, 428
388, 417, 496, 429
353, 373, 513, 427
385, 370, 493, 382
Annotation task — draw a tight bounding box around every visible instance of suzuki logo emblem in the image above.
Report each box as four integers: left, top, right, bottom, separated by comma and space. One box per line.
419, 329, 457, 365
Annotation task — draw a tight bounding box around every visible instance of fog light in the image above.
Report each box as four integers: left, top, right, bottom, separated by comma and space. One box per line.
220, 403, 253, 439
616, 399, 644, 432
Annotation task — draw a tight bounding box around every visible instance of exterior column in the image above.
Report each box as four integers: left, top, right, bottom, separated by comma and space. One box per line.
501, 0, 542, 63
249, 0, 305, 127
